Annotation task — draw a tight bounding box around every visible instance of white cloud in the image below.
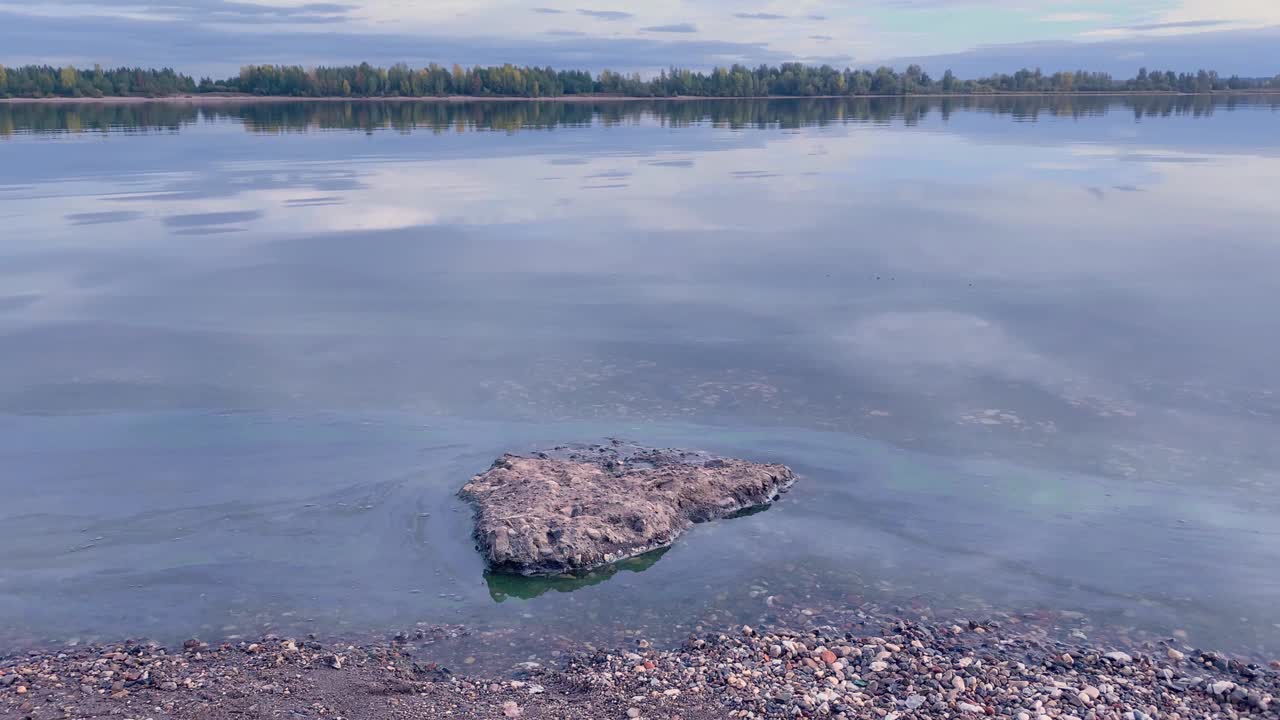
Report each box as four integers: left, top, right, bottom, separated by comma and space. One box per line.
1161, 0, 1280, 26
1041, 12, 1111, 23
1079, 0, 1280, 41
2, 0, 1277, 74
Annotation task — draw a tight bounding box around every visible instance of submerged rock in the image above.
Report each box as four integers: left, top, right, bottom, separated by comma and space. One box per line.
458, 441, 797, 575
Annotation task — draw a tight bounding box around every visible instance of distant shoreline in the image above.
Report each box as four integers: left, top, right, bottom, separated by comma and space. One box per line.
4, 90, 1280, 105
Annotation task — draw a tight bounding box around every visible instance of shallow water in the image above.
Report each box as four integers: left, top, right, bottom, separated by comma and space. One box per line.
1, 96, 1278, 659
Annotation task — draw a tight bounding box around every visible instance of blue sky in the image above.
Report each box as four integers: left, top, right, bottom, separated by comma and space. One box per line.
1, 0, 1278, 77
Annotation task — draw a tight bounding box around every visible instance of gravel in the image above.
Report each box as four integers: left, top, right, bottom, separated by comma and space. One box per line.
3, 609, 1276, 720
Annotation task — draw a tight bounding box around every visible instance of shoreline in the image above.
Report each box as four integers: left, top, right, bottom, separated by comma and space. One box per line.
4, 604, 1277, 720
3, 90, 1280, 105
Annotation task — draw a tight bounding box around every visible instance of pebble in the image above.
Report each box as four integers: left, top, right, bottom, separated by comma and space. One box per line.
1210, 681, 1236, 696
3, 607, 1277, 720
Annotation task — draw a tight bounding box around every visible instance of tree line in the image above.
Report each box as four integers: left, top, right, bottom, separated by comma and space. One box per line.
0, 65, 197, 98
2, 62, 1278, 100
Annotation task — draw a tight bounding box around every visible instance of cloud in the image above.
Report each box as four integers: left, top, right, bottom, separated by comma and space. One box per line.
576, 8, 633, 20
642, 23, 698, 33
1149, 0, 1280, 30
7, 0, 1278, 79
806, 53, 857, 66
0, 9, 788, 76
37, 0, 357, 24
873, 0, 994, 7
884, 25, 1280, 77
1041, 12, 1111, 23
1121, 19, 1234, 31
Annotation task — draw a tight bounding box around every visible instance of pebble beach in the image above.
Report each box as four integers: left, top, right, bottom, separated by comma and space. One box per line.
5, 601, 1276, 720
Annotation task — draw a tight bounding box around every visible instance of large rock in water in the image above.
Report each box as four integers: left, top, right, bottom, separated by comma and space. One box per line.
458, 442, 797, 576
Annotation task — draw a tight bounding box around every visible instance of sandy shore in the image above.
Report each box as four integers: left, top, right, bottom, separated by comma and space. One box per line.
4, 603, 1276, 720
2, 91, 1279, 105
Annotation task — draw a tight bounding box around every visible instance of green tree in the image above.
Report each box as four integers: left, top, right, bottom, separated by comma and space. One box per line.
871, 66, 898, 94
60, 65, 78, 92
0, 62, 1272, 100
904, 64, 924, 92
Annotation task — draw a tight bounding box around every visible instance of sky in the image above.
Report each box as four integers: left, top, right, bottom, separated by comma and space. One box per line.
1, 0, 1278, 78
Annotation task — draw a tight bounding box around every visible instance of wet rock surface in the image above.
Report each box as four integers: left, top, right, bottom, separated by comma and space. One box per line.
459, 441, 797, 575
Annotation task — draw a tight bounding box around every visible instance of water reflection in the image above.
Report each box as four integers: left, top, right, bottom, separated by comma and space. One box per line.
485, 548, 669, 602
66, 210, 143, 226
3, 94, 1278, 137
0, 95, 1277, 659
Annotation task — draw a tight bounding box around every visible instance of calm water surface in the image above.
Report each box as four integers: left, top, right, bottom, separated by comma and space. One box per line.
1, 97, 1279, 659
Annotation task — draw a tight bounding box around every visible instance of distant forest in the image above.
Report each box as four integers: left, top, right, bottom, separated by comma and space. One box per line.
2, 62, 1279, 99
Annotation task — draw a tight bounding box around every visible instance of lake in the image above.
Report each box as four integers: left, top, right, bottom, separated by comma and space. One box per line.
1, 96, 1278, 663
